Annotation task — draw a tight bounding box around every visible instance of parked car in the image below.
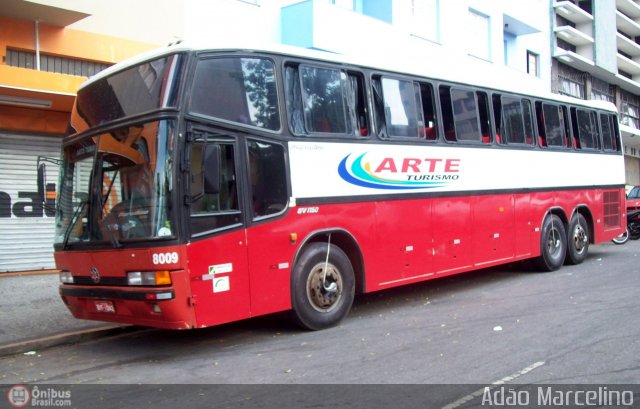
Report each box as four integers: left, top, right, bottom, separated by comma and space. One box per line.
627, 185, 640, 211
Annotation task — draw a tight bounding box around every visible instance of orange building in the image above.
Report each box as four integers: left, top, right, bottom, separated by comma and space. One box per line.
0, 2, 158, 272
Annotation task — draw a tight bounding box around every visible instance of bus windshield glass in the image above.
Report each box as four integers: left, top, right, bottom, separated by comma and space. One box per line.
71, 53, 183, 131
55, 120, 176, 247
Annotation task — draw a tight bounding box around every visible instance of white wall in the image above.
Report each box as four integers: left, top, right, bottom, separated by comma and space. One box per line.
67, 0, 185, 45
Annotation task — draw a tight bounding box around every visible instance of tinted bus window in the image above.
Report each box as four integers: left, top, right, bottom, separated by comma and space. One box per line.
476, 91, 491, 143
286, 65, 364, 136
191, 58, 280, 131
374, 77, 423, 138
451, 88, 480, 142
248, 139, 288, 219
538, 103, 567, 148
499, 96, 534, 145
418, 82, 438, 141
300, 65, 350, 134
75, 54, 184, 131
574, 109, 599, 149
522, 100, 534, 145
189, 137, 241, 237
601, 113, 619, 152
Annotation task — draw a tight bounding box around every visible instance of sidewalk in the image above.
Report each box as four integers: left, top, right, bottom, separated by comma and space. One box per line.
0, 271, 129, 357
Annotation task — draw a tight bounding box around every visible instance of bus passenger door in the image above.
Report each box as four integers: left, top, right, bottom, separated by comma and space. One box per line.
244, 138, 292, 318
185, 132, 251, 327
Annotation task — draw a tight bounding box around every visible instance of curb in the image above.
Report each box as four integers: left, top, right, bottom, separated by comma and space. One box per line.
0, 325, 136, 358
0, 270, 59, 278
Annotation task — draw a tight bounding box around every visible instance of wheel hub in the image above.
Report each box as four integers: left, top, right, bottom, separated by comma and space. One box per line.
547, 228, 562, 255
307, 263, 342, 313
573, 225, 587, 252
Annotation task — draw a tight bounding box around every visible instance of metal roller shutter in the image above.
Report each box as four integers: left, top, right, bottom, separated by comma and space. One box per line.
0, 133, 61, 272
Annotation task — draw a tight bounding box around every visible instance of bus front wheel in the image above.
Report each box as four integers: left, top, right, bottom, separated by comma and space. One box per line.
291, 242, 355, 331
535, 214, 567, 272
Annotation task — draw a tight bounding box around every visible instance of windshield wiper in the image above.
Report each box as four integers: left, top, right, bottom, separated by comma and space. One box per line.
62, 199, 88, 249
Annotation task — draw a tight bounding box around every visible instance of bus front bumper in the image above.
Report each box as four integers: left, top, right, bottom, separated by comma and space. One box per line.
59, 282, 196, 330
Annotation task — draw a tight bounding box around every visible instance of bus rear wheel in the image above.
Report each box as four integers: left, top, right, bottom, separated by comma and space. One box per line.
291, 242, 355, 330
535, 214, 567, 272
566, 213, 589, 265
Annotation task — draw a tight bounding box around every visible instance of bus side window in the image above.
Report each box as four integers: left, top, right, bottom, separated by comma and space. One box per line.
189, 138, 241, 237
418, 82, 438, 141
492, 93, 504, 144
522, 99, 534, 145
477, 91, 491, 144
590, 110, 601, 150
190, 57, 280, 131
573, 108, 599, 150
285, 65, 305, 135
535, 101, 545, 147
561, 106, 571, 148
248, 139, 288, 219
439, 85, 456, 141
538, 102, 566, 148
601, 113, 620, 152
570, 108, 580, 149
451, 87, 481, 142
440, 85, 480, 142
299, 65, 350, 134
288, 64, 365, 137
373, 76, 423, 139
502, 96, 526, 144
347, 71, 369, 137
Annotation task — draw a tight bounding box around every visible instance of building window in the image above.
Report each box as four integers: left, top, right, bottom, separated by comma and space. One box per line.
621, 90, 640, 129
5, 48, 111, 77
555, 63, 585, 99
468, 9, 491, 61
411, 0, 439, 42
527, 51, 539, 77
591, 77, 615, 104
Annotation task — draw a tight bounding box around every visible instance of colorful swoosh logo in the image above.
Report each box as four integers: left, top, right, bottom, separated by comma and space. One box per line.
338, 153, 449, 190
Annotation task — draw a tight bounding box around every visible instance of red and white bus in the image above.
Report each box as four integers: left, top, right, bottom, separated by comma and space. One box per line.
47, 43, 625, 330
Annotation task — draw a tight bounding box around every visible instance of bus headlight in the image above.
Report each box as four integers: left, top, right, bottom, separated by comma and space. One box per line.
59, 270, 74, 284
127, 271, 171, 286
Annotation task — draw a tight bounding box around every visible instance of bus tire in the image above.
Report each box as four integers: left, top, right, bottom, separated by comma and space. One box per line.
535, 214, 567, 272
291, 242, 355, 331
566, 213, 589, 265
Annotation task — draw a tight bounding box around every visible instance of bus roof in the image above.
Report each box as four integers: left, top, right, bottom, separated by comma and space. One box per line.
82, 41, 617, 113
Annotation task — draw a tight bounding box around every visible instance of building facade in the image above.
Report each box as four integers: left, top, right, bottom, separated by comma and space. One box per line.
550, 0, 640, 185
0, 1, 159, 271
1, 0, 639, 272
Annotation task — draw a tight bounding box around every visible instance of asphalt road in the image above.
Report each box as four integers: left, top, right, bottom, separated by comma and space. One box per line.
1, 241, 640, 407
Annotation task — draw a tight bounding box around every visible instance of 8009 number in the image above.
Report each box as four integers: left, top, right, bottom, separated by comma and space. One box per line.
153, 252, 179, 265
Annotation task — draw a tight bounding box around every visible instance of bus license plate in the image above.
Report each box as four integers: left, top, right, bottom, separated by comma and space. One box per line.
95, 300, 115, 313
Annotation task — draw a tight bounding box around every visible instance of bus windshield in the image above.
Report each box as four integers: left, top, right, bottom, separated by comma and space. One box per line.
55, 120, 176, 247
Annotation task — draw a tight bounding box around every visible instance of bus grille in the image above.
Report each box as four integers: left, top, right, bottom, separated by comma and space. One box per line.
603, 190, 622, 229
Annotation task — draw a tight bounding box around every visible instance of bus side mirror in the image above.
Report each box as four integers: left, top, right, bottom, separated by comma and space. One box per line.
37, 163, 47, 203
203, 144, 221, 195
